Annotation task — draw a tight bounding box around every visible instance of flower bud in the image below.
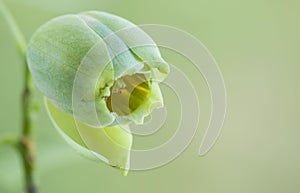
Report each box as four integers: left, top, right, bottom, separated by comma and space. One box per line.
27, 11, 169, 174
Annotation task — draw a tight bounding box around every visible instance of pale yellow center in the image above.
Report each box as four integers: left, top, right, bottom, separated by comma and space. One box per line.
106, 74, 150, 116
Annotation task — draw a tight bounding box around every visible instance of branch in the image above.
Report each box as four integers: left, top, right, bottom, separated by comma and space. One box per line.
0, 1, 36, 193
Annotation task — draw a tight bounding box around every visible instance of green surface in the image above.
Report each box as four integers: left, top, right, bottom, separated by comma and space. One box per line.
0, 0, 300, 193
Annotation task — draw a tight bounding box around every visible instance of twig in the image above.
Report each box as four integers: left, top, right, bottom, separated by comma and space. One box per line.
0, 1, 37, 193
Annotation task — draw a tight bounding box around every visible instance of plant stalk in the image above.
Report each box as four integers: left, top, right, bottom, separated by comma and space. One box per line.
0, 1, 37, 193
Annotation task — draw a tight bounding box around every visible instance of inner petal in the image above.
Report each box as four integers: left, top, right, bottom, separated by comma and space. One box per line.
106, 74, 150, 116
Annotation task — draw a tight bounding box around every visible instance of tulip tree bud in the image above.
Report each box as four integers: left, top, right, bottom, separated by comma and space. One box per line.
26, 11, 169, 174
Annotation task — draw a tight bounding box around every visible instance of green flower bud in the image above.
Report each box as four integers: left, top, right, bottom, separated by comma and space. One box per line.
26, 11, 169, 174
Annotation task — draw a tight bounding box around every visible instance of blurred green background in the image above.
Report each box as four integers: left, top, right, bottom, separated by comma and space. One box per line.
1, 0, 299, 193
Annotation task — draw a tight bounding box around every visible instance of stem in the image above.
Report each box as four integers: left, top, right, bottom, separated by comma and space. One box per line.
19, 67, 36, 193
0, 1, 37, 193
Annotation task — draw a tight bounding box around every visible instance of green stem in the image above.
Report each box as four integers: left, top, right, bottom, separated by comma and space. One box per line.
0, 0, 26, 56
0, 1, 36, 193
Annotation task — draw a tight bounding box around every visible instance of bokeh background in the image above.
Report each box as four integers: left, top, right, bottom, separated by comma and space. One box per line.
1, 0, 299, 193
